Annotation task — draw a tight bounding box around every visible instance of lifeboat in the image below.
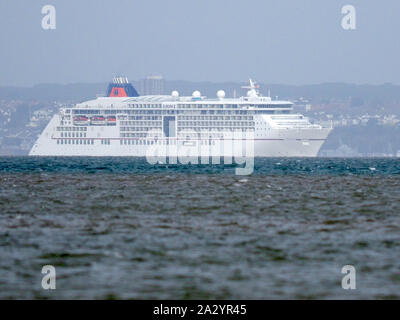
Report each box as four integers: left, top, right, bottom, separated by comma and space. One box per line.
90, 115, 106, 126
73, 115, 89, 126
106, 116, 116, 126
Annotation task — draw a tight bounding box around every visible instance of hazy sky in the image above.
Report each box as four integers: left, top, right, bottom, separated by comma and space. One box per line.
0, 0, 399, 86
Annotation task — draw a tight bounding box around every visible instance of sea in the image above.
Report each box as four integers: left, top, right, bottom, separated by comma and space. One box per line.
0, 157, 400, 299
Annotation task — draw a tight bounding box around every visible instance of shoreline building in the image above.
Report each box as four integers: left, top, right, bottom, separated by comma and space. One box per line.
139, 75, 165, 95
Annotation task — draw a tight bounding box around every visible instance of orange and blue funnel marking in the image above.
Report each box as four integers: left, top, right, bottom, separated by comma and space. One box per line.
106, 77, 139, 97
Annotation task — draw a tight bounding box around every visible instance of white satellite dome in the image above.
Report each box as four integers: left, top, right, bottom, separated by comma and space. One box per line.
171, 90, 179, 97
247, 89, 257, 98
192, 90, 201, 98
217, 90, 225, 99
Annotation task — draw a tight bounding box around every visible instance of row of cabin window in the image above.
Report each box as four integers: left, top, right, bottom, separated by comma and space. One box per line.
56, 126, 87, 131
120, 127, 160, 132
61, 132, 87, 138
178, 116, 253, 120
127, 116, 162, 120
126, 104, 238, 109
121, 140, 156, 145
119, 140, 218, 146
106, 104, 272, 109
120, 133, 148, 137
120, 121, 162, 126
175, 127, 254, 132
73, 109, 253, 115
178, 122, 253, 126
57, 139, 94, 145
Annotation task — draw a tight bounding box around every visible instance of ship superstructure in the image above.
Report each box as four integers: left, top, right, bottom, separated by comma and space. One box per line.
29, 78, 332, 157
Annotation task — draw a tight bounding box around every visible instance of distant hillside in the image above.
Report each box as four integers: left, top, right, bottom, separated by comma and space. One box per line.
0, 83, 108, 102
166, 81, 400, 103
1, 80, 400, 156
2, 81, 400, 104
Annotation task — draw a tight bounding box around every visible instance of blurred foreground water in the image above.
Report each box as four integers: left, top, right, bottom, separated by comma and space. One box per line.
0, 157, 399, 299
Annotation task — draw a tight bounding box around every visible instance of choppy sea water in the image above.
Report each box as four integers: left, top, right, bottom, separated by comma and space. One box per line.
0, 157, 400, 299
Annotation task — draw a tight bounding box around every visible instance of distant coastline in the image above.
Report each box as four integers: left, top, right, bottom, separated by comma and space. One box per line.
1, 80, 400, 157
1, 81, 400, 102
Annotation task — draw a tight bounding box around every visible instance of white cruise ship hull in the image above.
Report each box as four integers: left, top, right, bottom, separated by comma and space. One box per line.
29, 139, 328, 157
29, 114, 331, 157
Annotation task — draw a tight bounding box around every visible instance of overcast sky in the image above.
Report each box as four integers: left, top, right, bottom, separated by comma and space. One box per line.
0, 0, 399, 86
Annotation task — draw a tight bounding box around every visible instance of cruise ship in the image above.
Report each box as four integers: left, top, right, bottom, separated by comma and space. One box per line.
29, 77, 332, 158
